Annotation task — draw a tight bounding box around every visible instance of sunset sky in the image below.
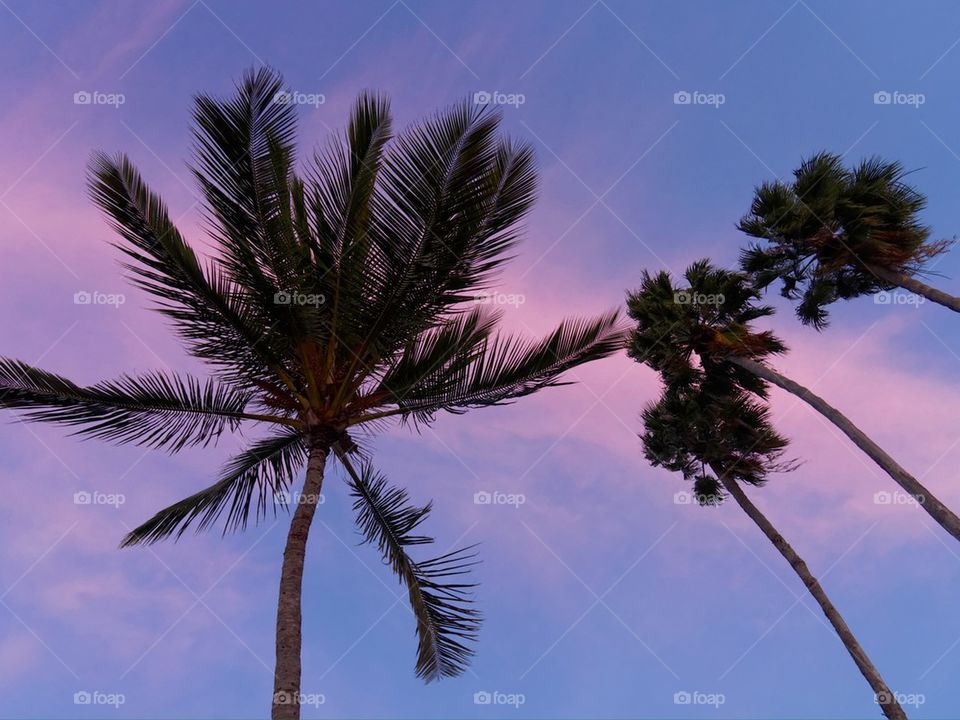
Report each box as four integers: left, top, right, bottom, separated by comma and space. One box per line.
2, 1, 960, 718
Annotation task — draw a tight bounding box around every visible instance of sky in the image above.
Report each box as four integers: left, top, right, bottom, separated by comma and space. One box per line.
1, 1, 960, 718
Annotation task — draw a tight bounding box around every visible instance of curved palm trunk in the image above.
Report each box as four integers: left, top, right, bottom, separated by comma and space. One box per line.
272, 439, 329, 720
868, 263, 960, 314
715, 470, 907, 720
727, 354, 960, 543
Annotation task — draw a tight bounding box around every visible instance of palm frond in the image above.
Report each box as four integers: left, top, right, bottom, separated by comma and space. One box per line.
304, 92, 393, 350
191, 66, 300, 285
374, 306, 501, 400
87, 151, 296, 387
350, 102, 537, 362
379, 309, 625, 422
0, 358, 255, 452
338, 452, 480, 681
121, 428, 306, 546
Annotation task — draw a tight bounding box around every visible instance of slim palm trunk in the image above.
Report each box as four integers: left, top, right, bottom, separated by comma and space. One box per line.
727, 354, 960, 543
715, 470, 907, 720
867, 264, 960, 314
272, 439, 329, 720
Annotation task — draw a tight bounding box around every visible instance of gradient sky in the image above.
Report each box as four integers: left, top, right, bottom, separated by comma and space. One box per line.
2, 1, 960, 718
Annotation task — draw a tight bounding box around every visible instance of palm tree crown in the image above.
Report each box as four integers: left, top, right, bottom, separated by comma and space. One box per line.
738, 151, 950, 327
626, 259, 785, 397
0, 68, 624, 688
641, 383, 793, 504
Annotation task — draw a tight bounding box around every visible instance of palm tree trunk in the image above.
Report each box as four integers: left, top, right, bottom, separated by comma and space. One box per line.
714, 469, 907, 720
727, 354, 960, 543
272, 437, 329, 720
867, 263, 960, 314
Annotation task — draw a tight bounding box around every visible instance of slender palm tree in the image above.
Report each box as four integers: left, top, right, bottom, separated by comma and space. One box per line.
0, 69, 624, 719
626, 260, 960, 543
738, 151, 959, 327
639, 382, 906, 720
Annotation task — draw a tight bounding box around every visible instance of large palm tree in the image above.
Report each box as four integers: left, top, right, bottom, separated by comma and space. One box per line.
626, 260, 960, 543
639, 381, 906, 720
738, 152, 959, 327
0, 69, 624, 719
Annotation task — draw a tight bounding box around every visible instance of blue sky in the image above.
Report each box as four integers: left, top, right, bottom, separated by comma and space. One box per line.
1, 1, 960, 718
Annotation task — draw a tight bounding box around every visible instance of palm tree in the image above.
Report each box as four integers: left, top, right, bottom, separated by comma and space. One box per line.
738, 151, 959, 327
0, 69, 624, 719
626, 260, 960, 543
639, 382, 906, 720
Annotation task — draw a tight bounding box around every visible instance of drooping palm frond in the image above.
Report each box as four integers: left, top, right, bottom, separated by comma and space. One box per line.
121, 428, 306, 546
338, 451, 480, 681
0, 358, 262, 451
373, 309, 625, 423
